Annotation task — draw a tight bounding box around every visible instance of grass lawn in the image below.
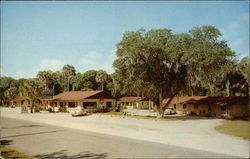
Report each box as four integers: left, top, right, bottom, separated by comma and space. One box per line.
215, 120, 250, 140
95, 111, 177, 121
0, 146, 32, 159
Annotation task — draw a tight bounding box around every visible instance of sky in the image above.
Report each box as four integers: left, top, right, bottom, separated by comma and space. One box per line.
1, 1, 249, 79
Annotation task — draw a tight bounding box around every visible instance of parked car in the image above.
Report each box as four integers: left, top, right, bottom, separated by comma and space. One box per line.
164, 108, 176, 115
70, 106, 87, 117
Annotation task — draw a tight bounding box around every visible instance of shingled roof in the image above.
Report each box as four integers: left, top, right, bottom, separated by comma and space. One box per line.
119, 96, 148, 102
11, 96, 29, 102
164, 96, 248, 106
51, 90, 113, 101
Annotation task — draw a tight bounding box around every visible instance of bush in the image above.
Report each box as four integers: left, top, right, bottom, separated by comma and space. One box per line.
188, 111, 198, 116
34, 107, 41, 112
88, 106, 110, 113
48, 108, 53, 112
39, 107, 48, 111
58, 107, 68, 112
110, 102, 122, 112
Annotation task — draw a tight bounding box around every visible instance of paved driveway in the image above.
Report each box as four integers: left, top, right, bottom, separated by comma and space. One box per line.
1, 107, 249, 158
2, 117, 239, 158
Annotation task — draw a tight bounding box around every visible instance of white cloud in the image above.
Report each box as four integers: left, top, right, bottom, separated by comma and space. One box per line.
39, 59, 66, 71
30, 58, 66, 78
77, 49, 116, 73
5, 51, 117, 79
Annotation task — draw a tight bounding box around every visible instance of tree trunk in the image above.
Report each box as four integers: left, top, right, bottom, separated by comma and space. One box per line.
191, 88, 194, 96
30, 101, 34, 113
101, 83, 104, 91
156, 90, 164, 118
156, 106, 164, 118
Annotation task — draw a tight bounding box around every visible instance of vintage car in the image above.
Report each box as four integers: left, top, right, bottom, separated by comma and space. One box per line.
164, 108, 177, 115
70, 106, 87, 117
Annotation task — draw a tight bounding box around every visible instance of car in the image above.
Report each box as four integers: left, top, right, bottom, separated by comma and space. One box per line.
164, 108, 176, 115
70, 106, 87, 117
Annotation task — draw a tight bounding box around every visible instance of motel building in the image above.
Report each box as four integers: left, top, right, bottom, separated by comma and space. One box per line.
119, 96, 155, 110
45, 90, 116, 111
165, 96, 249, 119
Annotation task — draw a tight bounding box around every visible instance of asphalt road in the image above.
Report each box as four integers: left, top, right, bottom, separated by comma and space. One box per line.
0, 117, 238, 158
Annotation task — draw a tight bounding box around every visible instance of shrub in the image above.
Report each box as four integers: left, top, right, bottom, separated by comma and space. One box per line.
48, 108, 53, 112
110, 102, 122, 112
34, 107, 41, 112
88, 106, 110, 113
58, 107, 68, 112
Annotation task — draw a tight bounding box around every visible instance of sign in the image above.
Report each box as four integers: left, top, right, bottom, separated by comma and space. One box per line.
99, 98, 104, 104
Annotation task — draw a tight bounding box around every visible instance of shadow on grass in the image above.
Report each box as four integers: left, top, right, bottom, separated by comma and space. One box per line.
34, 150, 108, 159
0, 146, 31, 159
0, 139, 13, 145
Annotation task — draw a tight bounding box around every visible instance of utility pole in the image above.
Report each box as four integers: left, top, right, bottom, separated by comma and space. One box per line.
68, 77, 70, 92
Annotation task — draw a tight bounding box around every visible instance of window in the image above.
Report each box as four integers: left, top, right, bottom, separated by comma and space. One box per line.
51, 102, 57, 107
83, 102, 96, 107
60, 102, 64, 107
221, 106, 227, 111
194, 104, 199, 109
174, 104, 176, 109
208, 105, 212, 113
183, 104, 187, 109
106, 102, 112, 108
68, 102, 76, 107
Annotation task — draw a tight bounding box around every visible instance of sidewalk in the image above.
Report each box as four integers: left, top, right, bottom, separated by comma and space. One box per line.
1, 107, 249, 158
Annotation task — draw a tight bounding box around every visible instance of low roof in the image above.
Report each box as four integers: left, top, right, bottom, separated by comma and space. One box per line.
163, 96, 206, 105
40, 96, 53, 101
119, 96, 148, 102
164, 96, 248, 106
11, 96, 29, 102
51, 90, 111, 101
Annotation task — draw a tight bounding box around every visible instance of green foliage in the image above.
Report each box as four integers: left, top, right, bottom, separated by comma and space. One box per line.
185, 26, 235, 96
58, 107, 68, 112
34, 106, 41, 112
113, 26, 236, 117
109, 102, 122, 112
0, 146, 32, 159
48, 107, 53, 112
71, 70, 98, 91
88, 106, 110, 113
19, 78, 43, 113
95, 70, 108, 91
114, 28, 189, 116
4, 87, 19, 100
62, 64, 76, 92
37, 70, 55, 89
62, 64, 76, 77
0, 77, 18, 105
